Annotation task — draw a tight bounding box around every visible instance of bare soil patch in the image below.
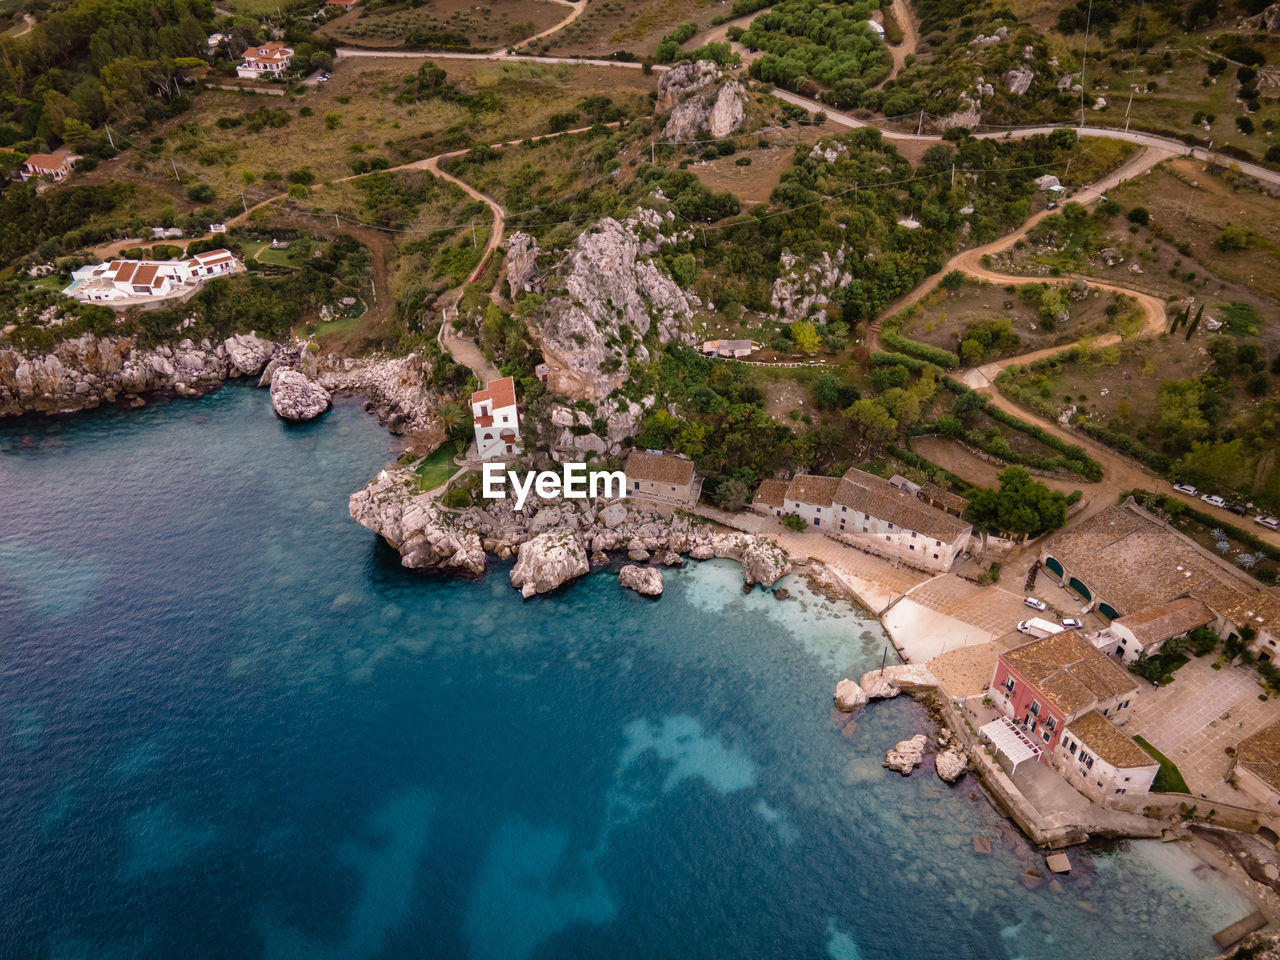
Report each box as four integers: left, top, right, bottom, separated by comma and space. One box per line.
542, 0, 721, 58
321, 0, 566, 50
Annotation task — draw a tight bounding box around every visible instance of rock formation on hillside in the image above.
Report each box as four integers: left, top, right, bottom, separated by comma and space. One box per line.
656, 60, 748, 142
270, 368, 331, 421
530, 215, 699, 400
771, 247, 852, 322
505, 232, 542, 295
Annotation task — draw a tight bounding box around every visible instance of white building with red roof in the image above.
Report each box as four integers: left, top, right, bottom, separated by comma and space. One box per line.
471, 376, 521, 460
237, 42, 295, 79
64, 249, 244, 305
20, 152, 80, 182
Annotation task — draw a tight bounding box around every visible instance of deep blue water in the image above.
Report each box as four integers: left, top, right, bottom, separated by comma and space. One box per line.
0, 383, 1255, 960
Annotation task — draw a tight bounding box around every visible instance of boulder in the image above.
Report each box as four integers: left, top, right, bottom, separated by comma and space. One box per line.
505, 231, 541, 295
509, 530, 590, 599
738, 536, 791, 586
690, 544, 715, 560
859, 670, 901, 700
223, 333, 276, 376
936, 746, 968, 783
270, 368, 331, 421
657, 60, 747, 141
834, 678, 868, 712
627, 538, 651, 562
1006, 66, 1034, 95
883, 734, 928, 775
618, 564, 663, 596
591, 550, 610, 566
662, 551, 683, 567
1068, 277, 1089, 301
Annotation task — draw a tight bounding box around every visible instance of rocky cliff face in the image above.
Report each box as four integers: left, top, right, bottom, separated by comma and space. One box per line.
531, 214, 699, 400
318, 352, 441, 434
0, 332, 277, 416
657, 60, 748, 142
770, 247, 852, 322
505, 232, 541, 296
349, 465, 792, 594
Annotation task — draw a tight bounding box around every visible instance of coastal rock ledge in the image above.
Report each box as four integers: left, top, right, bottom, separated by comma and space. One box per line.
618, 564, 663, 597
348, 469, 486, 575
270, 369, 331, 421
834, 678, 868, 712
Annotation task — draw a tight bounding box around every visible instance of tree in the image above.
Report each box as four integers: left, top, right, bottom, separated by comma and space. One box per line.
1156, 379, 1209, 450
712, 477, 751, 511
843, 397, 897, 449
812, 372, 842, 409
790, 320, 821, 354
963, 467, 1067, 538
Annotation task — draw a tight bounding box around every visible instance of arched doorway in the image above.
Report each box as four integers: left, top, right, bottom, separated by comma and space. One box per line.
1098, 603, 1120, 622
1258, 825, 1279, 846
1068, 577, 1092, 601
1045, 556, 1064, 579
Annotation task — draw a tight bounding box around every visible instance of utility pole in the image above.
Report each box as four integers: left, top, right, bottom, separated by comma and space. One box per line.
917, 109, 923, 137
471, 221, 477, 248
1124, 87, 1135, 134
241, 193, 248, 216
651, 140, 655, 164
1079, 0, 1094, 128
335, 213, 340, 229
951, 162, 955, 189
105, 125, 115, 150
171, 159, 179, 180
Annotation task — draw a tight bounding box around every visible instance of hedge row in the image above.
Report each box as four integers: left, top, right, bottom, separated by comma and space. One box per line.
981, 399, 1103, 482
879, 326, 960, 369
1079, 421, 1172, 474
887, 444, 977, 497
870, 351, 940, 373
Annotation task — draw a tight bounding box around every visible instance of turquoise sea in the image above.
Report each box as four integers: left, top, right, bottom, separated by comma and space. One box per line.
0, 382, 1255, 959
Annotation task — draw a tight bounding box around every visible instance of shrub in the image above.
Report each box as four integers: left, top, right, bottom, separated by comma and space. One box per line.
186, 184, 216, 203
880, 326, 960, 368
1127, 206, 1150, 226
782, 512, 808, 531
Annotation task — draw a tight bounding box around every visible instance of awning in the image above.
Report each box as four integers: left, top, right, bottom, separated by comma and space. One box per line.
980, 717, 1042, 775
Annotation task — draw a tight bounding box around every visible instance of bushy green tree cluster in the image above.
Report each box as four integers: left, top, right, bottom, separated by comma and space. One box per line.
964, 466, 1067, 538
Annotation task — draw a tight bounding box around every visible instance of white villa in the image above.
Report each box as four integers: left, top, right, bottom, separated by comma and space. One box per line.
471, 375, 521, 460
64, 249, 243, 304
20, 152, 80, 182
237, 43, 294, 79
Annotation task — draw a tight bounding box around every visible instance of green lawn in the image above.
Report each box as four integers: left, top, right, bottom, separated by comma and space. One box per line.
416, 442, 464, 491
1133, 735, 1191, 795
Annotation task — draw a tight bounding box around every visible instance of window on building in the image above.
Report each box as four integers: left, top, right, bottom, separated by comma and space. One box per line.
1046, 716, 1056, 731
887, 522, 894, 529
1120, 700, 1129, 709
814, 519, 820, 526
1029, 701, 1040, 716
1068, 741, 1077, 756
634, 481, 640, 490
1004, 677, 1014, 693
842, 506, 847, 512
1115, 788, 1126, 794
933, 553, 939, 559
910, 545, 915, 550
911, 531, 917, 538
1041, 730, 1050, 743
935, 540, 942, 547
1085, 757, 1094, 769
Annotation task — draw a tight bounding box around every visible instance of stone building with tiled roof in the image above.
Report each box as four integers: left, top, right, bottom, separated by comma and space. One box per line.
989, 630, 1139, 765
751, 479, 789, 516
1234, 719, 1280, 808
1058, 709, 1159, 803
780, 467, 972, 572
1039, 499, 1280, 661
1109, 596, 1214, 664
624, 450, 699, 508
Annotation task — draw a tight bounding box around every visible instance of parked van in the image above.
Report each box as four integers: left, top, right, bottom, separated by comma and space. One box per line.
1017, 618, 1064, 639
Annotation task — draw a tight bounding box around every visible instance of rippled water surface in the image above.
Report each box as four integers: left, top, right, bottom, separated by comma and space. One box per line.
0, 383, 1254, 959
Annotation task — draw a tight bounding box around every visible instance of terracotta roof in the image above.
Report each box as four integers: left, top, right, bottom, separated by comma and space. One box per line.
132, 264, 159, 286
1042, 502, 1280, 622
1003, 630, 1138, 716
472, 375, 517, 410
190, 249, 234, 265
113, 262, 139, 283
1066, 710, 1155, 769
753, 479, 788, 508
833, 468, 971, 542
1115, 597, 1214, 646
784, 474, 842, 506
1238, 719, 1280, 795
625, 450, 695, 486
919, 481, 968, 514
23, 153, 76, 171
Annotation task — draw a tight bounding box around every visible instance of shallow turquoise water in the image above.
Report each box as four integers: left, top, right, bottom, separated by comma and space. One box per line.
0, 383, 1254, 959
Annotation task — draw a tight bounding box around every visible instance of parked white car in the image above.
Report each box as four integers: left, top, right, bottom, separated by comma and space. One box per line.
1256, 516, 1280, 531
1201, 494, 1227, 508
1173, 483, 1197, 496
1023, 597, 1047, 611
1061, 618, 1083, 628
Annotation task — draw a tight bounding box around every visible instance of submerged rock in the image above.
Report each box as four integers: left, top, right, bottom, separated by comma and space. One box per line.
618, 564, 663, 597
883, 734, 928, 776
270, 368, 331, 421
509, 530, 590, 599
834, 678, 868, 713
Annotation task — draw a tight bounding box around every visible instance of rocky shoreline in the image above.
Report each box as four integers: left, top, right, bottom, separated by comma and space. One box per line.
348, 464, 793, 595
0, 333, 442, 435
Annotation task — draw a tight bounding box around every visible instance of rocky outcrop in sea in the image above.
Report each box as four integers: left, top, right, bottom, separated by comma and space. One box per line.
348, 465, 792, 592
883, 734, 928, 775
0, 332, 277, 416
270, 368, 331, 421
618, 564, 663, 596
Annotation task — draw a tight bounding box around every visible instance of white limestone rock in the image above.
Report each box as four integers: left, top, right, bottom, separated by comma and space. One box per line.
1006, 66, 1034, 95
270, 368, 331, 421
834, 678, 868, 712
771, 247, 852, 322
657, 60, 747, 142
599, 502, 628, 529
858, 670, 901, 700
509, 530, 590, 599
348, 467, 486, 575
317, 351, 441, 433
618, 564, 663, 596
883, 734, 928, 775
223, 333, 276, 376
936, 746, 968, 783
505, 231, 541, 295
